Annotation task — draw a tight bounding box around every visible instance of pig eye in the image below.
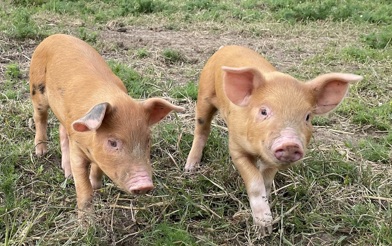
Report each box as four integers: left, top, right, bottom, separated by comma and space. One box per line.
109, 140, 117, 148
105, 138, 122, 151
259, 107, 271, 119
305, 114, 311, 122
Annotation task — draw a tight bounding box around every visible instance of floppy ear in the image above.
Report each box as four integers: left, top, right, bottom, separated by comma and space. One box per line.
142, 98, 185, 125
307, 73, 363, 114
72, 102, 110, 132
222, 66, 264, 106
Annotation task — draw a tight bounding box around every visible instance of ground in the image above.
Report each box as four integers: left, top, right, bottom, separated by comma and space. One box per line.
1, 1, 391, 245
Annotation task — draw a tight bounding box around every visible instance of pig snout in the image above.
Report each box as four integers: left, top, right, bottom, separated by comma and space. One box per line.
273, 143, 303, 162
271, 128, 304, 163
127, 174, 154, 194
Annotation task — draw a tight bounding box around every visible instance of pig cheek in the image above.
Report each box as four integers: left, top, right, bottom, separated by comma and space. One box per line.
247, 122, 274, 161
298, 121, 314, 148
96, 140, 125, 184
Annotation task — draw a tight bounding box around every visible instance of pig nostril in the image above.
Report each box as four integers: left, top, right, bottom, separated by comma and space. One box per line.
274, 144, 303, 163
274, 149, 285, 158
129, 185, 154, 195
295, 151, 303, 157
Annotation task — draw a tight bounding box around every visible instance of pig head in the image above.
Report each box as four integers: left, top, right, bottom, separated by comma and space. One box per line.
185, 45, 362, 233
29, 34, 184, 215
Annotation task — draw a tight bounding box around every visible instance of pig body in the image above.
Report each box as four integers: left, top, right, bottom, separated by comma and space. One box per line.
30, 34, 184, 214
185, 45, 362, 233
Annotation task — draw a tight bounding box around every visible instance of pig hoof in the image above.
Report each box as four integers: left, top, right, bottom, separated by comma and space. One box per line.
184, 161, 201, 173
64, 170, 73, 179
254, 214, 273, 229
253, 225, 273, 238
35, 142, 48, 156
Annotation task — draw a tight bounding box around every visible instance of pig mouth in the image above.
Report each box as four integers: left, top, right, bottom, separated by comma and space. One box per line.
126, 175, 154, 195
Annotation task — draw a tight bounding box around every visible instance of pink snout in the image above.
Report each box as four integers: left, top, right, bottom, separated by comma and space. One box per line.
271, 128, 305, 163
127, 175, 154, 194
273, 142, 304, 163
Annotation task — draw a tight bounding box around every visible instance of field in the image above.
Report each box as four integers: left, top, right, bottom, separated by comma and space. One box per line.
0, 0, 391, 245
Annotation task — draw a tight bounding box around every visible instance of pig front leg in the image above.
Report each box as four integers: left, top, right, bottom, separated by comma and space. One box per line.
69, 144, 94, 217
259, 165, 278, 197
59, 124, 72, 178
185, 98, 217, 171
230, 144, 273, 234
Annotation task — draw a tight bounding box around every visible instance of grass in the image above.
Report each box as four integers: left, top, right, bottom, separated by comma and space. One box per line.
0, 0, 391, 245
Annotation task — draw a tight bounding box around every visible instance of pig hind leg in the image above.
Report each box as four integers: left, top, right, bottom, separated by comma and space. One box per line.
89, 163, 103, 190
30, 62, 49, 156
185, 99, 217, 171
60, 124, 72, 178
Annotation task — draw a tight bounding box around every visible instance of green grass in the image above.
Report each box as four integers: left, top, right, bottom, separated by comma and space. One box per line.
140, 222, 197, 245
0, 0, 391, 245
162, 48, 187, 64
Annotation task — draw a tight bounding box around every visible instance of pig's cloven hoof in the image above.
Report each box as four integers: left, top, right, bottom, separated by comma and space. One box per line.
35, 142, 48, 157
184, 160, 201, 173
254, 213, 273, 233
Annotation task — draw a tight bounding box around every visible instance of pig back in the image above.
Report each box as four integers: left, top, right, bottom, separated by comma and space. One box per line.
31, 34, 129, 128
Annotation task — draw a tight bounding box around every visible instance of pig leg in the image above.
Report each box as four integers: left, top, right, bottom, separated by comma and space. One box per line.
230, 143, 273, 234
69, 144, 93, 217
260, 165, 278, 196
59, 124, 72, 178
89, 163, 103, 190
30, 57, 50, 156
31, 88, 49, 156
185, 100, 217, 171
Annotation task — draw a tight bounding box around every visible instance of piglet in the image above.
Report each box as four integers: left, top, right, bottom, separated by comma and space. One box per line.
29, 34, 184, 216
185, 45, 362, 233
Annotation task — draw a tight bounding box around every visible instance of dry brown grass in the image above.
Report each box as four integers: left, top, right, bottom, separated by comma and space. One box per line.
1, 1, 391, 245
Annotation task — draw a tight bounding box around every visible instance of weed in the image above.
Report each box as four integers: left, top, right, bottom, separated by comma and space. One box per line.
108, 60, 155, 97
186, 0, 217, 11
0, 0, 391, 245
78, 27, 98, 44
140, 222, 197, 245
136, 48, 149, 58
118, 0, 166, 16
362, 25, 392, 49
264, 0, 392, 23
6, 8, 44, 40
338, 100, 392, 131
358, 137, 391, 164
162, 48, 186, 64
5, 63, 21, 80
170, 81, 198, 100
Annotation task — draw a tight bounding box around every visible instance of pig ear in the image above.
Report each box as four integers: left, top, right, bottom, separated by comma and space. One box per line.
72, 102, 110, 132
222, 66, 263, 106
143, 98, 185, 125
308, 73, 363, 114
